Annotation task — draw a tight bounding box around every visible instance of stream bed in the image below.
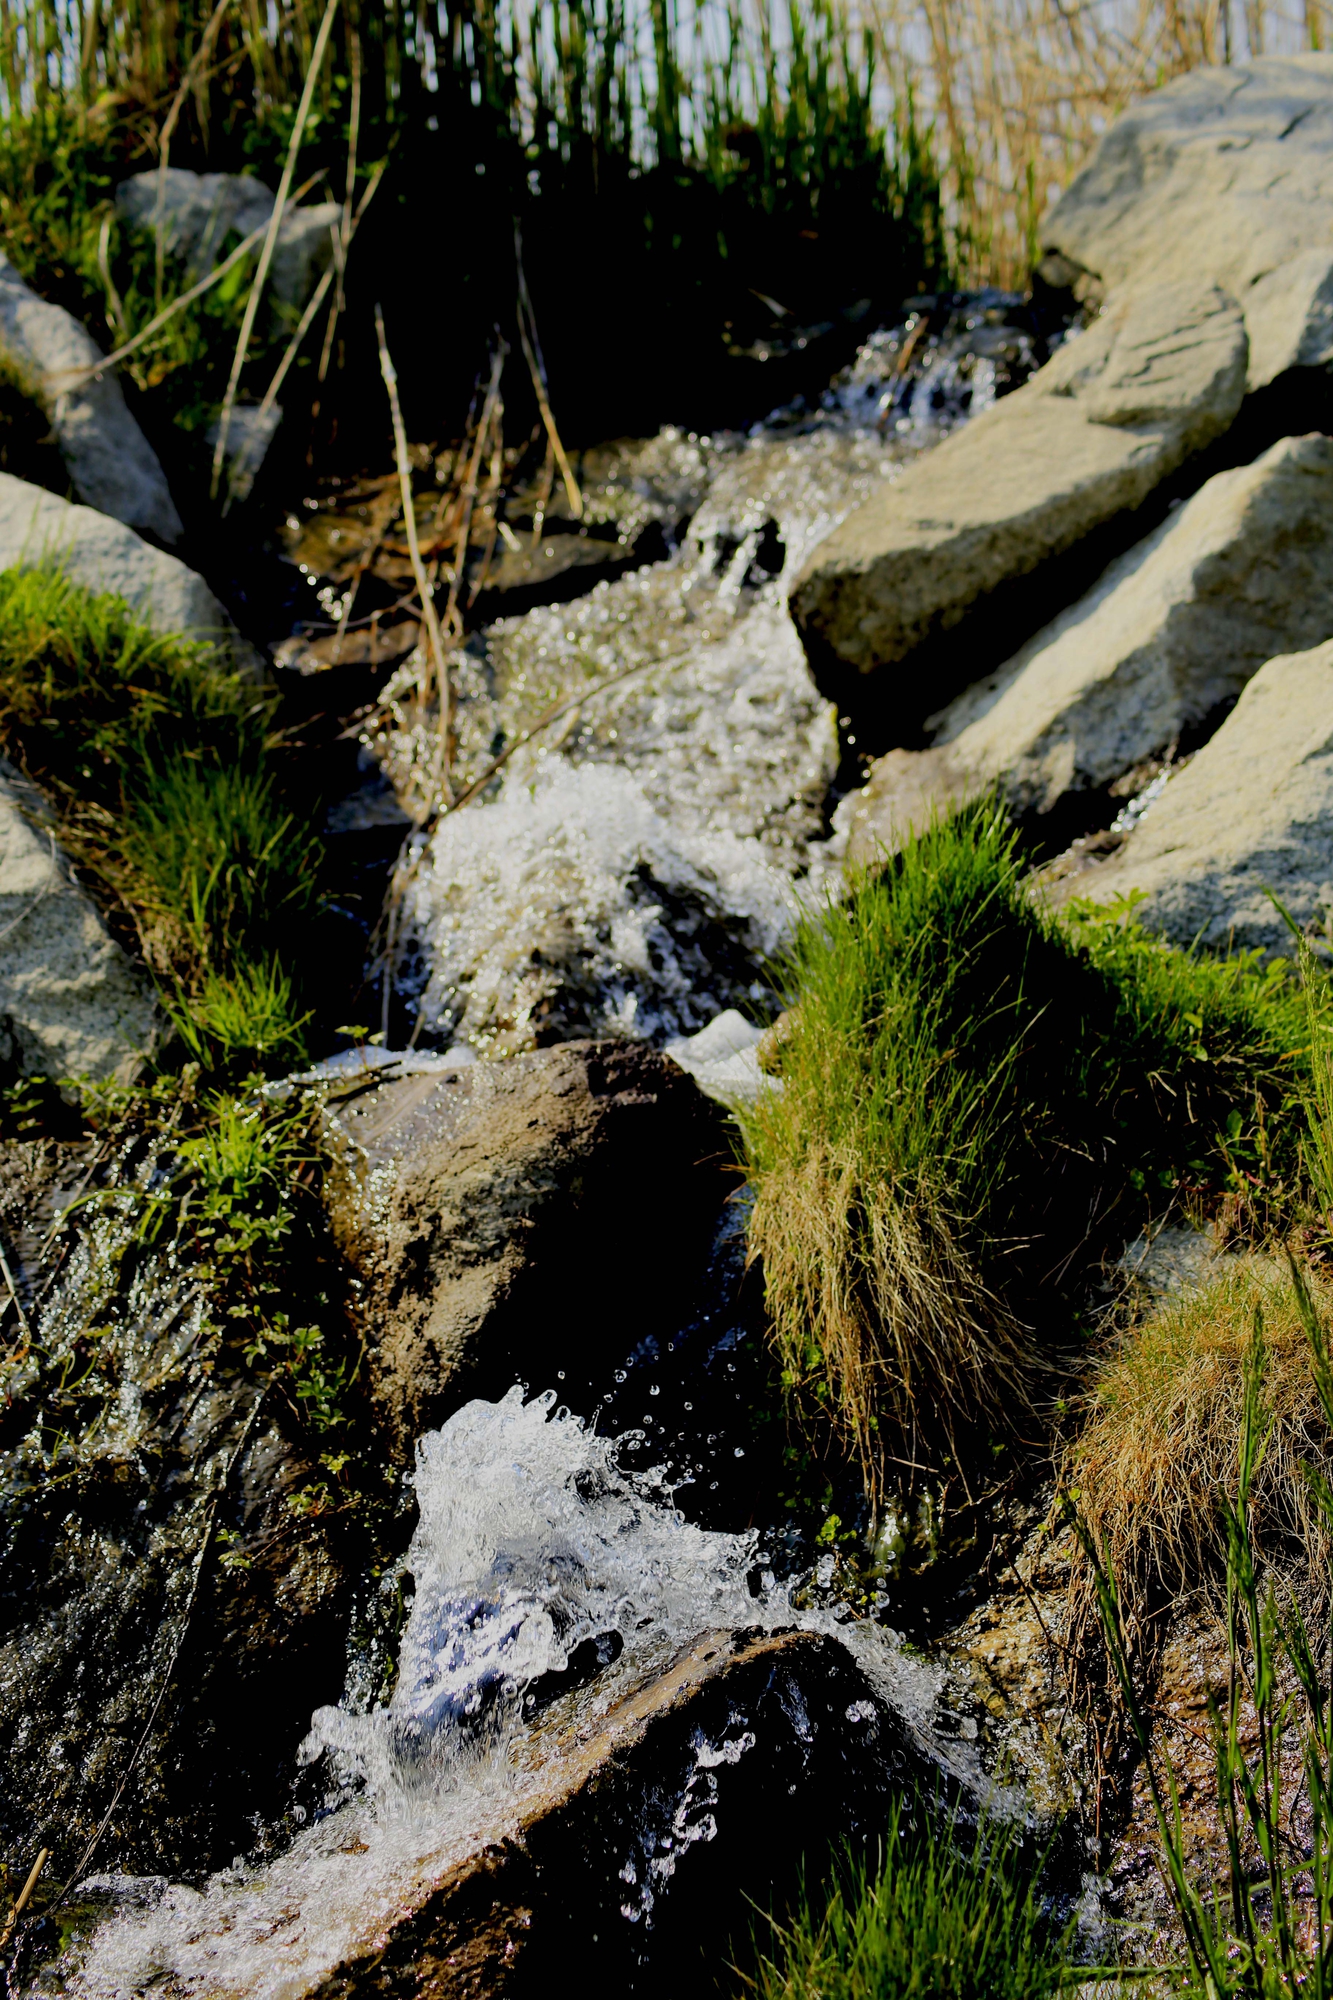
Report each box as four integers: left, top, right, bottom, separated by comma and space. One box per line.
6, 288, 1078, 1998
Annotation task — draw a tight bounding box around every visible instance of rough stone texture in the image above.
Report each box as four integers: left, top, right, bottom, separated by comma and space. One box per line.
1047, 637, 1333, 952
1040, 56, 1333, 309
0, 473, 239, 650
841, 432, 1333, 862
790, 280, 1248, 723
115, 170, 342, 309
324, 1042, 730, 1456
1243, 247, 1333, 391
314, 1629, 914, 1997
0, 762, 155, 1081
1039, 57, 1333, 394
0, 254, 182, 544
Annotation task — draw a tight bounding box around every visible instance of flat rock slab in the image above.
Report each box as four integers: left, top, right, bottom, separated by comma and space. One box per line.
790, 280, 1247, 727
842, 432, 1333, 859
323, 1042, 730, 1455
1041, 55, 1333, 389
0, 763, 155, 1081
313, 1628, 914, 1997
0, 254, 182, 544
1044, 637, 1333, 951
0, 473, 237, 651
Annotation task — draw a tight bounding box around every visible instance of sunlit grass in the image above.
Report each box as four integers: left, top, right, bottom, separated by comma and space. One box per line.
741, 807, 1312, 1499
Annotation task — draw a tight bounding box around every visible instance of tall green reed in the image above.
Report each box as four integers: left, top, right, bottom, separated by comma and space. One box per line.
0, 0, 944, 463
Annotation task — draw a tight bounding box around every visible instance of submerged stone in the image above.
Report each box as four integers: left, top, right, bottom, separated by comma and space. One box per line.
310, 1628, 908, 1997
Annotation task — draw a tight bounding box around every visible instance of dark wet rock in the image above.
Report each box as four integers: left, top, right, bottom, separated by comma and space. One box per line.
0, 1376, 351, 1883
313, 1627, 919, 1998
324, 1043, 731, 1458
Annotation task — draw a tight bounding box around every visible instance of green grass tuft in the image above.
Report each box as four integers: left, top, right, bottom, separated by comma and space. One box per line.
741, 807, 1311, 1499
745, 1800, 1072, 2000
0, 562, 319, 1073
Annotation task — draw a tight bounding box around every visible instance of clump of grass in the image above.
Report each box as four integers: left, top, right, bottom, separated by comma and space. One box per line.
746, 1798, 1073, 2000
1066, 1260, 1333, 1998
742, 808, 1310, 1500
1069, 1262, 1333, 1647
0, 563, 318, 1071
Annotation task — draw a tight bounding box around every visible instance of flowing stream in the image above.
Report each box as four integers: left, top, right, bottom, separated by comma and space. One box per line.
20, 291, 1065, 1997
67, 1389, 796, 1999
375, 292, 1056, 1052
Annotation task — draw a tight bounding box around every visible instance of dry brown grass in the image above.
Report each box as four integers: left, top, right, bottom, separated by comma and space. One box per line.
747, 1142, 1036, 1505
1069, 1258, 1333, 1655
869, 0, 1331, 286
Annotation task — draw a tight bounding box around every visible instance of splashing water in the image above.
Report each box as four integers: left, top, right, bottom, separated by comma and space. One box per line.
66, 1388, 792, 1999
395, 757, 797, 1051
374, 298, 1054, 1055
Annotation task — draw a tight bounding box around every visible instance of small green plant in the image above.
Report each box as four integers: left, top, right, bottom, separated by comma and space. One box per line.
0, 563, 318, 1071
742, 807, 1311, 1501
745, 1796, 1074, 2000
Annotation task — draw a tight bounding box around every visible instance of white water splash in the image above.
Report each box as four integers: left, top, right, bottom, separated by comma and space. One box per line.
397, 757, 797, 1052
377, 298, 1059, 1056
68, 1389, 791, 2000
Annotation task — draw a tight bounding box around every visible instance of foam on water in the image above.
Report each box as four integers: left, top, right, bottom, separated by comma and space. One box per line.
67, 1388, 792, 2000
376, 300, 1061, 1055
396, 757, 797, 1050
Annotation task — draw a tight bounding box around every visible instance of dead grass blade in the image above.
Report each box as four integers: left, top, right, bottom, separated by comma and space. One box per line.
747, 1142, 1035, 1513
0, 1848, 48, 1953
211, 0, 339, 504
152, 0, 234, 308
375, 302, 452, 809
1065, 1258, 1333, 1669
515, 222, 582, 521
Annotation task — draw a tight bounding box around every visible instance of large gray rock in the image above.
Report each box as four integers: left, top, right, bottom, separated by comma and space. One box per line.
0, 255, 182, 545
0, 474, 238, 651
115, 170, 341, 311
324, 1041, 729, 1457
842, 432, 1333, 860
789, 280, 1248, 722
1049, 637, 1333, 952
0, 763, 155, 1081
1040, 56, 1333, 393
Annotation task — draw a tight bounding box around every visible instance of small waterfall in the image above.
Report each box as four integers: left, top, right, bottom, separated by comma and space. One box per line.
376, 293, 1059, 1057
65, 1389, 795, 1999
